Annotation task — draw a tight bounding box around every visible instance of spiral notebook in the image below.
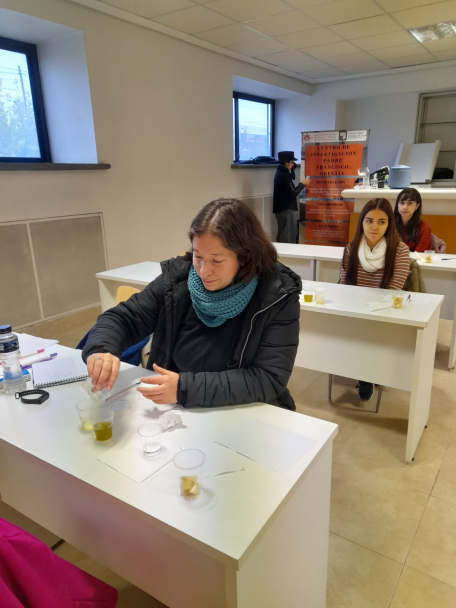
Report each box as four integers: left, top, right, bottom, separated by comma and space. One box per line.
32, 356, 88, 388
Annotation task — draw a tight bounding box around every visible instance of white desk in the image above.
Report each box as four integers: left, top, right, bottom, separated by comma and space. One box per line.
295, 282, 443, 462
0, 346, 337, 608
274, 245, 456, 369
341, 187, 456, 215
273, 243, 344, 283
96, 262, 162, 311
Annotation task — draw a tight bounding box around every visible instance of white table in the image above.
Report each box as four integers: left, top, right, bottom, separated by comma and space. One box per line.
274, 245, 456, 369
273, 243, 344, 283
96, 261, 162, 311
0, 346, 337, 608
295, 282, 443, 462
341, 187, 456, 215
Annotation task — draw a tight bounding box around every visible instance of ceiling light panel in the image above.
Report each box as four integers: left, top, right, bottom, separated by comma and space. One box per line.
204, 0, 293, 22
152, 6, 234, 34
246, 11, 322, 37
410, 21, 456, 42
301, 0, 384, 27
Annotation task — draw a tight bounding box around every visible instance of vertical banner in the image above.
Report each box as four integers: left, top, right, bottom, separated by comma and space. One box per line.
300, 130, 369, 246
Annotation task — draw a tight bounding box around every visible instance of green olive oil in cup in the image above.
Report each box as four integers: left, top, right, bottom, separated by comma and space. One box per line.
89, 408, 114, 441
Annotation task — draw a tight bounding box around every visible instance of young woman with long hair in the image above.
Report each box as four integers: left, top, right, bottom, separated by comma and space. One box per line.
393, 188, 431, 252
82, 199, 301, 411
340, 198, 410, 400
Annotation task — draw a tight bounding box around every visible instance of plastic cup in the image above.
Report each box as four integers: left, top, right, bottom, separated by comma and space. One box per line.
173, 449, 205, 497
89, 407, 114, 441
424, 250, 435, 264
137, 423, 162, 456
391, 291, 405, 309
75, 399, 96, 431
315, 287, 327, 305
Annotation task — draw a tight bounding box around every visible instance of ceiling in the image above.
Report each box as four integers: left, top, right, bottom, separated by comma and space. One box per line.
96, 0, 456, 82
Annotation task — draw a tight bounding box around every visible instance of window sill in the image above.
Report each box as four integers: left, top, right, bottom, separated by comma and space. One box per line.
0, 163, 111, 171
231, 163, 300, 169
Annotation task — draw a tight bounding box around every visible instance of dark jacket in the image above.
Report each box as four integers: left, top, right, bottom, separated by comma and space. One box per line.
273, 164, 304, 214
82, 257, 302, 410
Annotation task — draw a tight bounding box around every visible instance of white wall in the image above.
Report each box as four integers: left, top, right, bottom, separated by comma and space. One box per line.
0, 0, 310, 270
336, 93, 420, 171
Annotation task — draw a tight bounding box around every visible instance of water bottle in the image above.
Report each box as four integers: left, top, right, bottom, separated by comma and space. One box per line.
363, 167, 370, 189
0, 325, 26, 395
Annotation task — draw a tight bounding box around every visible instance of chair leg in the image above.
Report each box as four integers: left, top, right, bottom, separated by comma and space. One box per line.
328, 374, 333, 400
374, 385, 383, 413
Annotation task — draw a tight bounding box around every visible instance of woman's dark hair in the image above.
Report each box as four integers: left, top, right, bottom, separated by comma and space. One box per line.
394, 187, 422, 245
185, 198, 277, 282
345, 198, 400, 289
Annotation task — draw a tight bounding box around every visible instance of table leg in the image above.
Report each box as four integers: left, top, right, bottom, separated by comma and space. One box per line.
406, 309, 440, 462
448, 300, 456, 370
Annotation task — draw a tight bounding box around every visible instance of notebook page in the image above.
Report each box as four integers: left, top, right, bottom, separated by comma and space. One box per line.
32, 356, 88, 388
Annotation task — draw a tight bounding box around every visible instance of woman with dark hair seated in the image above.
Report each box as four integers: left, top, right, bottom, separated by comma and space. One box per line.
82, 199, 301, 410
393, 187, 432, 252
339, 198, 410, 402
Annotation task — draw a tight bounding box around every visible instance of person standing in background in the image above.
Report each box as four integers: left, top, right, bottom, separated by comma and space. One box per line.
273, 151, 310, 243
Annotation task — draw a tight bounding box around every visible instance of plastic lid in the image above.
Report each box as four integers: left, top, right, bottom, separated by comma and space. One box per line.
108, 400, 130, 413
391, 165, 410, 170
0, 325, 12, 334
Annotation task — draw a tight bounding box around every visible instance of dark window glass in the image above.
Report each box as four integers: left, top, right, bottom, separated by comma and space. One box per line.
0, 36, 50, 162
233, 92, 274, 162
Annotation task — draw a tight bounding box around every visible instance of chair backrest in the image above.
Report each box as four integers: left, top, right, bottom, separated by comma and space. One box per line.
403, 260, 426, 293
115, 285, 140, 306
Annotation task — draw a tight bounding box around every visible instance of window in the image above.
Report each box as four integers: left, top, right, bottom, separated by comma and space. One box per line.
233, 92, 274, 162
0, 36, 50, 162
416, 91, 456, 175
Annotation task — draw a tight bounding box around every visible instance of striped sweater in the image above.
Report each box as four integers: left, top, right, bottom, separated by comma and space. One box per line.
339, 241, 410, 290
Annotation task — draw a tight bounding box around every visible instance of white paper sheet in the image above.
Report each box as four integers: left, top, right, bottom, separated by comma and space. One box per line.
16, 333, 59, 354
182, 442, 245, 478
98, 434, 179, 483
215, 418, 318, 475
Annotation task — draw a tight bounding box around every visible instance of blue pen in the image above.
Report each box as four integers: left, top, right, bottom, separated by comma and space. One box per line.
441, 258, 456, 261
21, 353, 58, 370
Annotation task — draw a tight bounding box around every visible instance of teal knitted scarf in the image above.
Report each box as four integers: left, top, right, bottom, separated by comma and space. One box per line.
188, 266, 258, 328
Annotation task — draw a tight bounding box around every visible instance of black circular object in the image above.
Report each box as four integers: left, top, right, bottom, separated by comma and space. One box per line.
15, 389, 49, 405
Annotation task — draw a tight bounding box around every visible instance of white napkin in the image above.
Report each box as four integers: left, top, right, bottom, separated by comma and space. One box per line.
368, 301, 393, 311
98, 434, 179, 483
181, 442, 245, 478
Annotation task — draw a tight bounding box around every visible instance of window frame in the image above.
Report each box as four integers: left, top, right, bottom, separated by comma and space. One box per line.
0, 35, 51, 163
233, 91, 275, 163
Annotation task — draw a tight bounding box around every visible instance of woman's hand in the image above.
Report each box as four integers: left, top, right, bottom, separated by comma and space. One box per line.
137, 363, 179, 404
301, 177, 311, 187
87, 353, 121, 391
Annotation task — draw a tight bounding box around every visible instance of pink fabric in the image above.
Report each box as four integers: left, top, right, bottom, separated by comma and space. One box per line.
0, 518, 117, 608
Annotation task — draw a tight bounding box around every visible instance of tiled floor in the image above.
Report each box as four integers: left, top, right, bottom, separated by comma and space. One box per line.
6, 317, 456, 606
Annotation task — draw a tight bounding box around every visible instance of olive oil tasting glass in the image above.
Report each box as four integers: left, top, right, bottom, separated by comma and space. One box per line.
424, 250, 435, 264
137, 423, 162, 456
391, 291, 405, 309
315, 287, 327, 306
75, 399, 96, 431
173, 449, 205, 497
89, 408, 114, 441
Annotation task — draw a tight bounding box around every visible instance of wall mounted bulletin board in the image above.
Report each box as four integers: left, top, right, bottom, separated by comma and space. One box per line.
300, 130, 369, 246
